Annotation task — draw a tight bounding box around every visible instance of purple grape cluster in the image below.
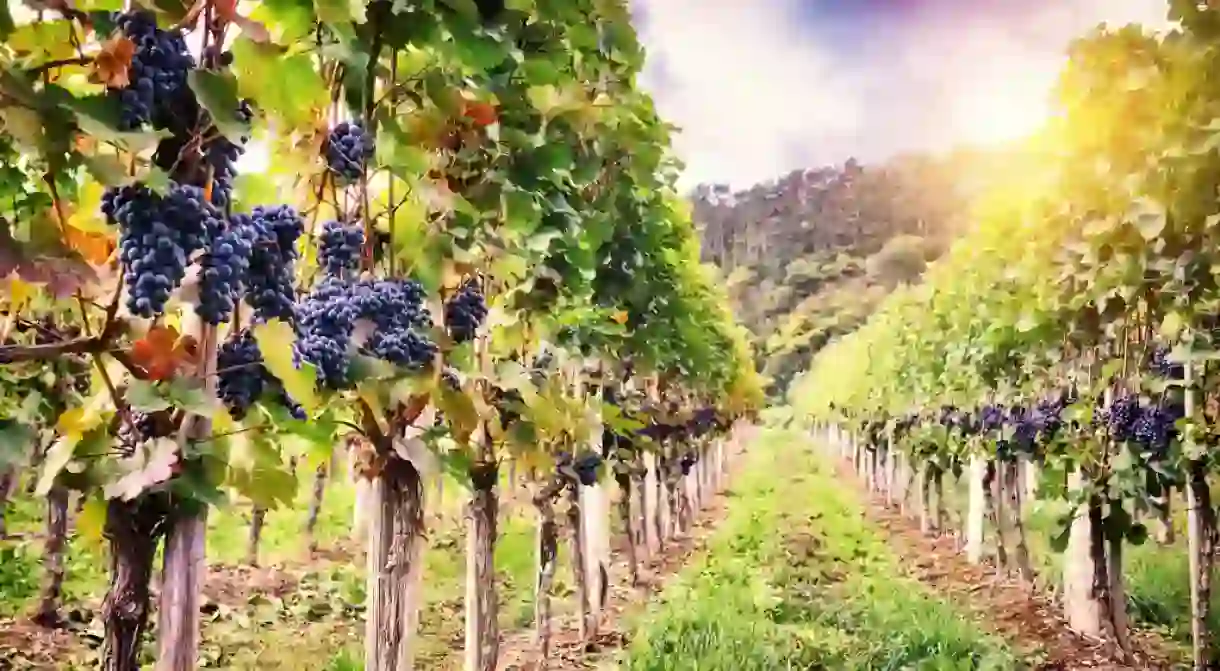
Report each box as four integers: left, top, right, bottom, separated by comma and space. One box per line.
679, 452, 697, 476
444, 279, 488, 343
245, 205, 304, 322
109, 10, 195, 130
1149, 346, 1184, 380
1103, 394, 1140, 443
105, 183, 222, 318
217, 329, 306, 420
565, 451, 602, 486
196, 219, 257, 324
324, 122, 374, 183
1131, 401, 1184, 455
204, 99, 254, 209
318, 221, 364, 278
294, 277, 436, 389
116, 410, 174, 456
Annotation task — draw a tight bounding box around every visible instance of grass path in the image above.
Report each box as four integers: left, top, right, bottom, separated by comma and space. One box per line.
618, 430, 1179, 670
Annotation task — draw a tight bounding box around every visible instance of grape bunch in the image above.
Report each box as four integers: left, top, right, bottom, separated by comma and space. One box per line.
318, 221, 364, 278
106, 183, 222, 318
294, 276, 436, 388
324, 122, 374, 183
445, 279, 488, 343
217, 329, 306, 420
196, 218, 257, 324
217, 330, 265, 417
573, 452, 603, 486
679, 452, 697, 476
110, 10, 195, 130
116, 410, 175, 456
1149, 346, 1184, 380
1132, 401, 1184, 455
1032, 396, 1067, 445
440, 368, 461, 391
204, 99, 254, 209
295, 278, 359, 388
979, 404, 1005, 434
1103, 394, 1140, 442
245, 205, 305, 322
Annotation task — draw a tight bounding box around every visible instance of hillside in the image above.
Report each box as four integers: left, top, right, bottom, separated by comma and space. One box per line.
691, 148, 1023, 394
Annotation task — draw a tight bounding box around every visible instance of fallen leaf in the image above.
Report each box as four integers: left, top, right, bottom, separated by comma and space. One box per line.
90, 35, 135, 89
131, 325, 185, 381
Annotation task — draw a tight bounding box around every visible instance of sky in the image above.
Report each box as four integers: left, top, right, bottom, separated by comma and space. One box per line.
628, 0, 1172, 189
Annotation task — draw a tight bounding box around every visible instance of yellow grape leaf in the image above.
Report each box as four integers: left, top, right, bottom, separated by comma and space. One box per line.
35, 434, 81, 497
252, 319, 319, 412
611, 310, 628, 325
90, 35, 135, 88
56, 404, 105, 440
2, 275, 37, 309
76, 496, 108, 547
68, 179, 111, 233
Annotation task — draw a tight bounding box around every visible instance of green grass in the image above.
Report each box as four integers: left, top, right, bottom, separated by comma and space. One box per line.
937, 467, 1201, 655
0, 464, 547, 670
624, 430, 1019, 670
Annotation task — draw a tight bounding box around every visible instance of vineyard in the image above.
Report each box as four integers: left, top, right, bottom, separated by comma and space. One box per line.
0, 0, 764, 669
793, 3, 1220, 670
15, 0, 1220, 670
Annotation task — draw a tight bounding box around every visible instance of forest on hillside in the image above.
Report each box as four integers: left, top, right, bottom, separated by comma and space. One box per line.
691, 147, 1038, 393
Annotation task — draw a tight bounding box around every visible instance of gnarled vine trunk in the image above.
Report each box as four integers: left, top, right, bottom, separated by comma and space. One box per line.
33, 485, 70, 626
101, 496, 167, 671
246, 506, 266, 566
305, 458, 330, 553
567, 482, 592, 640
365, 457, 426, 671
617, 471, 639, 586
533, 478, 564, 663
464, 462, 498, 671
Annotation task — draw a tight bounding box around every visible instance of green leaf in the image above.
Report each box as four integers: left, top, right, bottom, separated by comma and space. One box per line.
126, 379, 171, 412
1132, 202, 1167, 241
163, 378, 221, 418
63, 94, 169, 150
314, 0, 367, 25
187, 70, 250, 140
76, 495, 108, 547
0, 421, 34, 467
0, 3, 14, 41
231, 38, 328, 128
35, 434, 80, 497
83, 154, 133, 187
253, 319, 320, 412
1159, 311, 1184, 340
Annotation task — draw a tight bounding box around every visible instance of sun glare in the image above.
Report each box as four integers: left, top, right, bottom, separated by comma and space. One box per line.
952, 80, 1052, 147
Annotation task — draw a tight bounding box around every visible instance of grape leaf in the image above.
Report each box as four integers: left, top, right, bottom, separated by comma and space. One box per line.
104, 438, 180, 501
187, 70, 249, 141
253, 319, 319, 412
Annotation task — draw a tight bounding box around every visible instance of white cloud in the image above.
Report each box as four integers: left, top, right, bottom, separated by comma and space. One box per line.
630, 0, 1171, 190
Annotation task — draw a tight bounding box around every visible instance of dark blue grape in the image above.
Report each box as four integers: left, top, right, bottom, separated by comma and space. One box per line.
318, 220, 364, 278
445, 279, 487, 343
1131, 401, 1184, 455
196, 218, 257, 324
109, 183, 222, 318
1104, 394, 1140, 443
204, 100, 253, 209
324, 122, 374, 183
245, 205, 304, 322
574, 452, 602, 486
110, 11, 195, 131
1149, 346, 1184, 380
217, 330, 265, 418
